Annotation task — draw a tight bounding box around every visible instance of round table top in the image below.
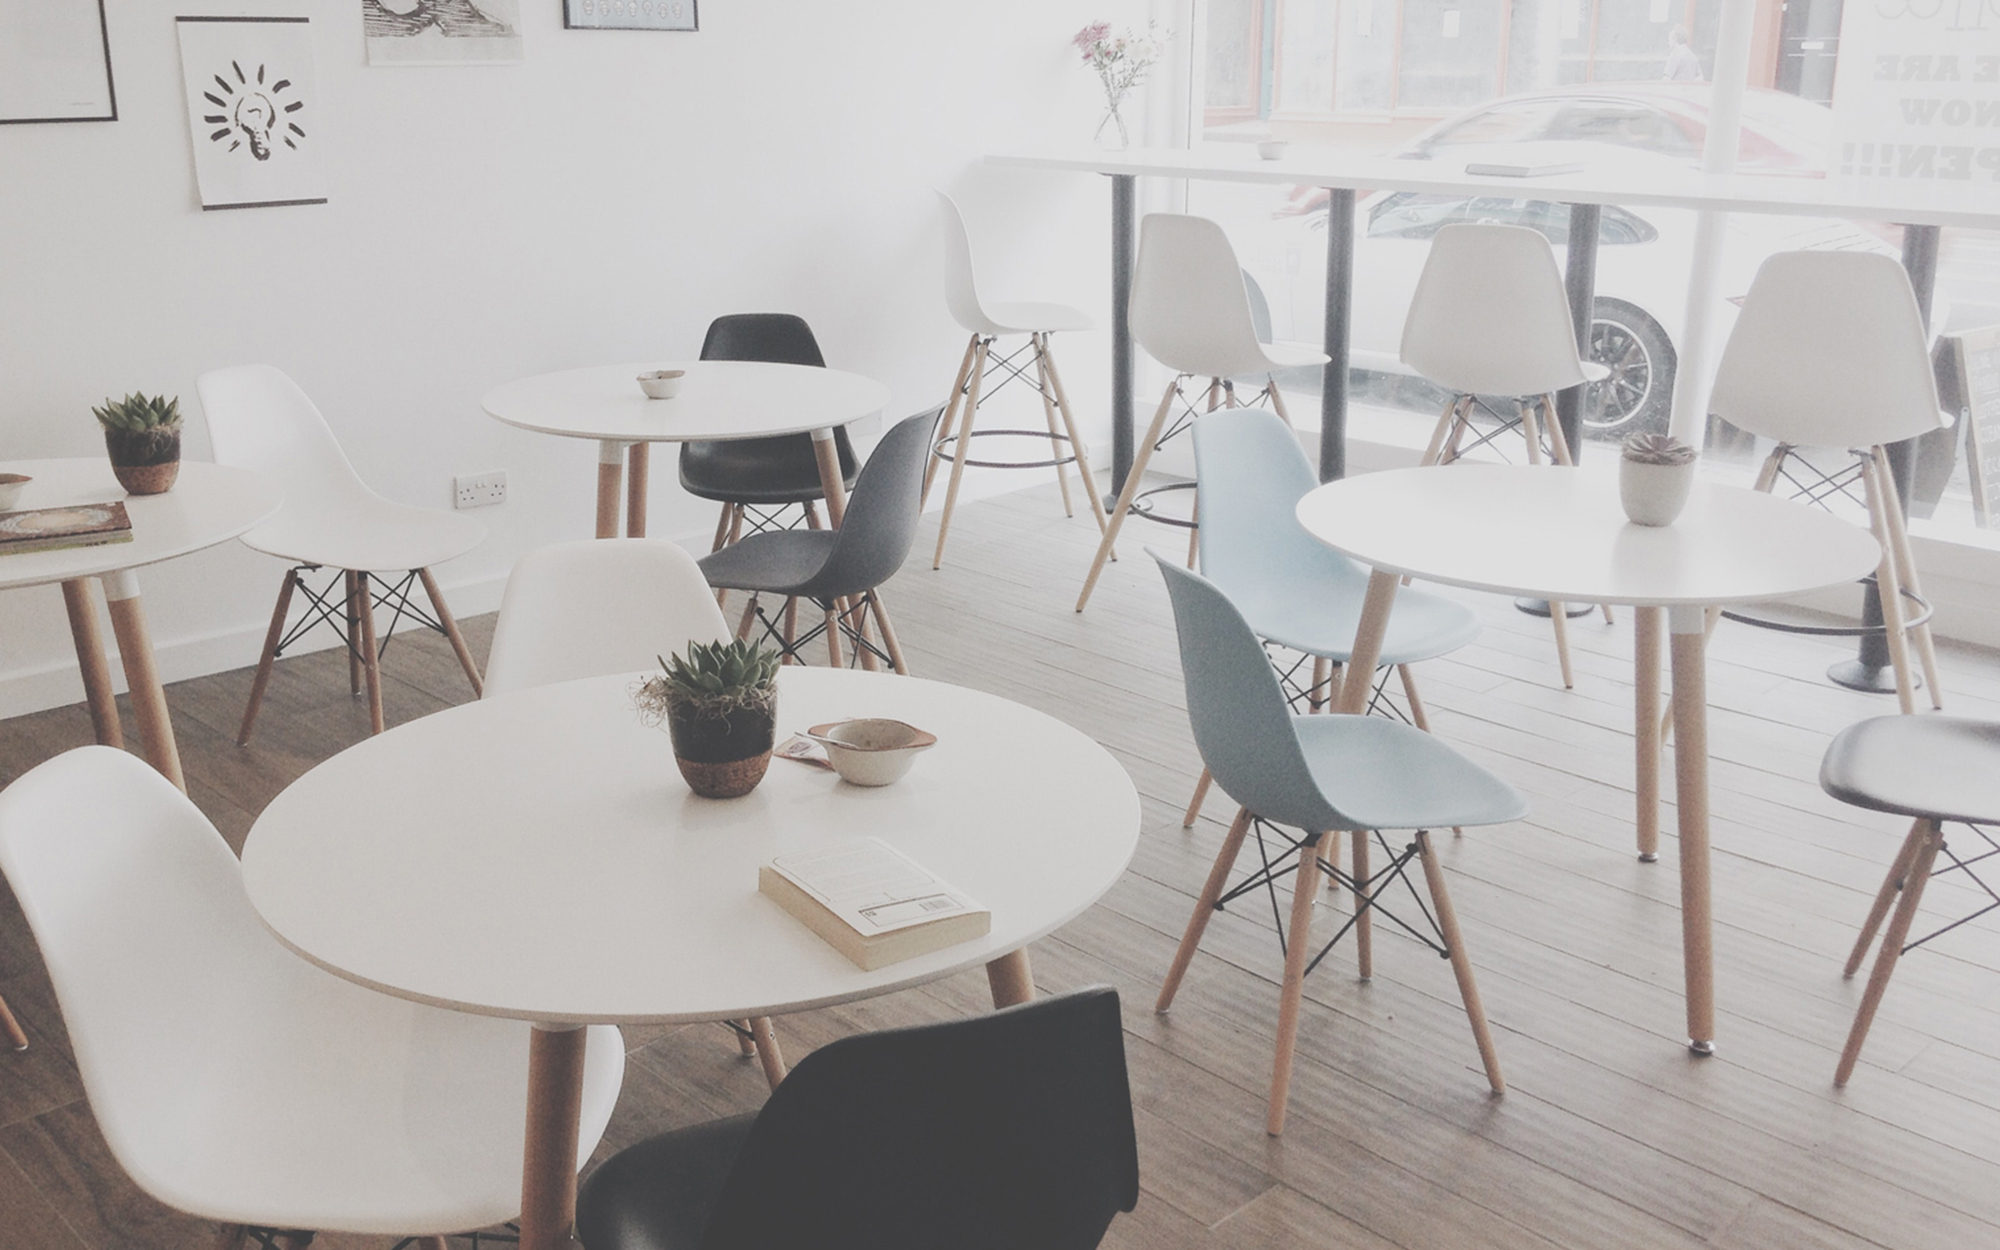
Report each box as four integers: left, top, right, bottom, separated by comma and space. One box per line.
1295, 465, 1883, 607
241, 667, 1140, 1025
481, 361, 892, 444
0, 459, 281, 593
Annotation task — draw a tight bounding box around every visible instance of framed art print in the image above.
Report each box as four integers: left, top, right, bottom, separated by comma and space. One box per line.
364, 1, 523, 66
176, 16, 328, 210
563, 0, 696, 32
0, 0, 117, 124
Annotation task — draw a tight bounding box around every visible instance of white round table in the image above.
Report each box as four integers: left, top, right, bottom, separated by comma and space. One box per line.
1297, 465, 1882, 1055
482, 360, 892, 538
0, 459, 280, 790
241, 665, 1139, 1250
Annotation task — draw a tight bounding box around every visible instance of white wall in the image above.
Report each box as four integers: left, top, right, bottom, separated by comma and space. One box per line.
0, 0, 1163, 715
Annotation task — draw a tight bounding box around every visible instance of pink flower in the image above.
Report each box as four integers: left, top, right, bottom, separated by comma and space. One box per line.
1073, 22, 1110, 53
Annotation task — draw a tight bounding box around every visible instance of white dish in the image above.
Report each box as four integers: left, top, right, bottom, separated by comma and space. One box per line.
804, 719, 938, 787
637, 370, 685, 400
1256, 140, 1290, 161
0, 474, 29, 512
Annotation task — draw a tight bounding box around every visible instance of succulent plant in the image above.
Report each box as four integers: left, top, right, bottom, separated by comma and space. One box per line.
92, 393, 183, 433
1621, 431, 1697, 467
634, 638, 779, 726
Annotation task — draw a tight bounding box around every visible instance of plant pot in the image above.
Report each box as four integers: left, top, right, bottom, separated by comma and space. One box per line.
1619, 457, 1696, 527
104, 426, 181, 496
665, 696, 776, 799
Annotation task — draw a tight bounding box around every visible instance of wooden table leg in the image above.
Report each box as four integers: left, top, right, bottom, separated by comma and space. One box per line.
99, 571, 185, 793
1634, 605, 1664, 863
1335, 571, 1401, 716
1669, 605, 1715, 1055
520, 1023, 588, 1250
61, 579, 122, 749
596, 440, 626, 540
625, 443, 650, 538
811, 428, 848, 528
986, 948, 1035, 1007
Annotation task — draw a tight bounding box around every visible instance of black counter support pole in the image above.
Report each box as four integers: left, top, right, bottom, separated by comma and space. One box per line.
1320, 188, 1357, 483
1829, 222, 1939, 695
1108, 173, 1137, 499
1556, 203, 1601, 461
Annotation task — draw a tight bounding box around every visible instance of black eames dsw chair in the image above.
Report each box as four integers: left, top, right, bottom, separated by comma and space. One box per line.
575, 987, 1139, 1250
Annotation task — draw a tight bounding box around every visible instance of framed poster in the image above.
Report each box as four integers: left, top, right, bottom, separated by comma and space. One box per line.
176, 16, 328, 211
563, 0, 696, 31
364, 1, 523, 66
0, 0, 117, 124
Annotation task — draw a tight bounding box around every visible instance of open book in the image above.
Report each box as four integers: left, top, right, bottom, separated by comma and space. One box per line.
0, 502, 134, 557
759, 838, 991, 971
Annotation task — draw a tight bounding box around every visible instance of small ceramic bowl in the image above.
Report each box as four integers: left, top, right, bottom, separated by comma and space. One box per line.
1256, 139, 1290, 161
638, 369, 685, 400
0, 473, 29, 511
804, 719, 938, 787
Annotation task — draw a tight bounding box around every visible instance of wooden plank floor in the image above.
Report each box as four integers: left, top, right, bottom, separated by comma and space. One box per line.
4, 475, 2000, 1249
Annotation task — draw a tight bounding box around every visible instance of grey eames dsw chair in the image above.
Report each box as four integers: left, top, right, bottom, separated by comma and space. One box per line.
679, 314, 860, 550
1180, 408, 1481, 827
575, 987, 1138, 1250
1151, 555, 1525, 1134
698, 407, 944, 674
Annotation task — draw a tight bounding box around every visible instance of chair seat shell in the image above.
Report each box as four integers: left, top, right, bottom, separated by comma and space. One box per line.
1820, 715, 2000, 827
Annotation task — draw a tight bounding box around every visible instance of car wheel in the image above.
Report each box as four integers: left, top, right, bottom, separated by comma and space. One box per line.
1584, 300, 1676, 439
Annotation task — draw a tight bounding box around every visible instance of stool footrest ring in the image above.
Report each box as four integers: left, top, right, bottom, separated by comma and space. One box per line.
931, 428, 1079, 472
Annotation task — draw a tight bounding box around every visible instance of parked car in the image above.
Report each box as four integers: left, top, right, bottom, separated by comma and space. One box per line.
1241, 86, 1906, 438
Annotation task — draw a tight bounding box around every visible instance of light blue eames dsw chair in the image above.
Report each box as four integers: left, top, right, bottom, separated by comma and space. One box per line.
1181, 408, 1481, 827
1150, 555, 1525, 1135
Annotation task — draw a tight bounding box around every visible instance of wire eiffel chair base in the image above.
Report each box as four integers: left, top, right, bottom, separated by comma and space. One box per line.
273, 566, 447, 671
1899, 822, 2000, 957
744, 592, 893, 671
1213, 819, 1452, 978
389, 1224, 520, 1249
1442, 396, 1561, 466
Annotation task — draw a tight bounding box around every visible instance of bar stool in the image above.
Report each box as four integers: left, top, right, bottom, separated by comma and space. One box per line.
1075, 213, 1328, 612
1401, 222, 1613, 688
1819, 715, 2000, 1085
1709, 250, 1948, 714
926, 192, 1109, 569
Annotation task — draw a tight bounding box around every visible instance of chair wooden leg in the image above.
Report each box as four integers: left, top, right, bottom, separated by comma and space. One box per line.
1542, 394, 1574, 467
1419, 397, 1459, 467
356, 572, 385, 735
847, 596, 880, 673
1837, 819, 1944, 1086
735, 594, 759, 642
1396, 664, 1428, 731
803, 500, 823, 529
1350, 829, 1373, 980
1159, 806, 1253, 1012
1416, 829, 1506, 1094
1267, 381, 1295, 427
781, 597, 799, 662
732, 1019, 757, 1056
1307, 656, 1332, 713
823, 605, 844, 668
418, 568, 482, 698
1268, 835, 1324, 1136
1439, 401, 1472, 465
1182, 768, 1215, 828
1872, 445, 1944, 709
710, 503, 735, 552
932, 338, 992, 570
1032, 335, 1076, 517
747, 1016, 787, 1089
1548, 596, 1576, 689
238, 570, 298, 746
1038, 336, 1111, 536
1185, 490, 1200, 569
1077, 377, 1182, 612
924, 335, 981, 504
1845, 818, 1930, 978
416, 1238, 449, 1250
1861, 455, 1919, 715
344, 570, 362, 695
1518, 398, 1546, 466
0, 991, 27, 1051
61, 578, 124, 749
868, 591, 911, 675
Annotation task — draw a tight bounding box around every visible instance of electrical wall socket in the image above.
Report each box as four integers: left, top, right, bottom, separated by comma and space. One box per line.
454, 471, 507, 509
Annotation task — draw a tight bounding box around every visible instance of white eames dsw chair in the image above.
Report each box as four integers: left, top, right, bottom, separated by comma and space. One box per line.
197, 364, 488, 742
925, 192, 1110, 569
481, 537, 792, 1088
483, 539, 729, 699
1400, 222, 1614, 687
0, 746, 624, 1248
1075, 213, 1329, 613
1709, 249, 1948, 714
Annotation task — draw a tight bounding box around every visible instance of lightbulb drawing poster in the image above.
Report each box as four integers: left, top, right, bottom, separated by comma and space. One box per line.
176, 16, 328, 210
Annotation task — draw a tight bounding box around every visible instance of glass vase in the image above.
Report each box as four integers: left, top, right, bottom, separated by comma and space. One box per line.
1094, 103, 1130, 151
